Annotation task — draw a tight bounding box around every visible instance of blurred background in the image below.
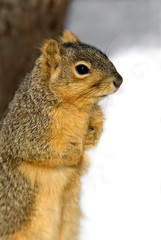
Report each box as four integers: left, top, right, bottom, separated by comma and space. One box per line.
1, 0, 161, 240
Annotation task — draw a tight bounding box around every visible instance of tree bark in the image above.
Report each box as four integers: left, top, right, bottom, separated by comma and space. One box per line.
0, 0, 70, 116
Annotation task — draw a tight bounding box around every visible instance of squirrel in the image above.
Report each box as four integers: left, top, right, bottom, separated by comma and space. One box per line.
0, 30, 123, 240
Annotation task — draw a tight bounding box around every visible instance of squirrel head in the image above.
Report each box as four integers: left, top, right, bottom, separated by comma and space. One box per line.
41, 30, 123, 107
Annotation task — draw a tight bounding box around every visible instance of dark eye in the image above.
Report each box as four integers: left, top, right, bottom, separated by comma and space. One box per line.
75, 64, 90, 75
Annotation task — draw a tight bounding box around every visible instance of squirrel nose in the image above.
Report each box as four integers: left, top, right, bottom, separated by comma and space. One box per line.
113, 74, 123, 88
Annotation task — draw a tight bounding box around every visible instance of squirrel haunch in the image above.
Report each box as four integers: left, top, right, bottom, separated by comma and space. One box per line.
0, 30, 122, 239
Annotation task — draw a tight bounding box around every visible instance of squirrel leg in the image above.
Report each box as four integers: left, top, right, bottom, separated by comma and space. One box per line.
58, 172, 81, 240
84, 104, 104, 149
58, 154, 88, 240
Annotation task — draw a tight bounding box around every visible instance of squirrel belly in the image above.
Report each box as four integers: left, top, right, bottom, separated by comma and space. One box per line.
0, 30, 122, 240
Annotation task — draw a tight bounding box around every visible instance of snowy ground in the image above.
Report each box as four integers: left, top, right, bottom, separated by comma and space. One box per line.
65, 1, 161, 240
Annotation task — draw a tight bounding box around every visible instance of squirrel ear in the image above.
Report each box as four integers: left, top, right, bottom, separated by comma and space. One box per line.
41, 39, 61, 68
61, 30, 80, 43
41, 40, 62, 79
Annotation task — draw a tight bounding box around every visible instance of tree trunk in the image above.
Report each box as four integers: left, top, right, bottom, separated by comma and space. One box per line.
0, 0, 70, 116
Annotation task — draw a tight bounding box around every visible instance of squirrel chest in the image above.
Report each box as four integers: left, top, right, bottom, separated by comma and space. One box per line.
16, 106, 90, 240
51, 105, 90, 149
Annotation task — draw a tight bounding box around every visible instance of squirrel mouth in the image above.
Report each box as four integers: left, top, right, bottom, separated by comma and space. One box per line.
99, 94, 107, 98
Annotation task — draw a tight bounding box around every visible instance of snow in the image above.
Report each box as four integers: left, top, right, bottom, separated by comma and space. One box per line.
65, 1, 161, 239
79, 48, 161, 240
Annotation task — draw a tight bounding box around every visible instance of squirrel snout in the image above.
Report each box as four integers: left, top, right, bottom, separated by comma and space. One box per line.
113, 74, 123, 88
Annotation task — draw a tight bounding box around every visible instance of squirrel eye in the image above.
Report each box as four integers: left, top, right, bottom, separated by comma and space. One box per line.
75, 64, 90, 75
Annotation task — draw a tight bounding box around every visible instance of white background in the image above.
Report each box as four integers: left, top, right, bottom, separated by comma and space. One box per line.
65, 1, 161, 239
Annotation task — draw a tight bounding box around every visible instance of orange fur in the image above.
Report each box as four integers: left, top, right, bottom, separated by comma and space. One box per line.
60, 30, 80, 43
10, 154, 89, 240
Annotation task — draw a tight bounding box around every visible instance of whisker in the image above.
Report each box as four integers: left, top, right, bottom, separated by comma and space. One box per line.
58, 78, 108, 111
105, 32, 121, 58
61, 87, 99, 109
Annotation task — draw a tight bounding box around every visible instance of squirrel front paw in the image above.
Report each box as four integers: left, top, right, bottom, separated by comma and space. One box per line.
84, 104, 104, 149
84, 125, 103, 149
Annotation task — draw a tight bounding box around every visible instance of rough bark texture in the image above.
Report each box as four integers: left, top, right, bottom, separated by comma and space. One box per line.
0, 0, 70, 117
